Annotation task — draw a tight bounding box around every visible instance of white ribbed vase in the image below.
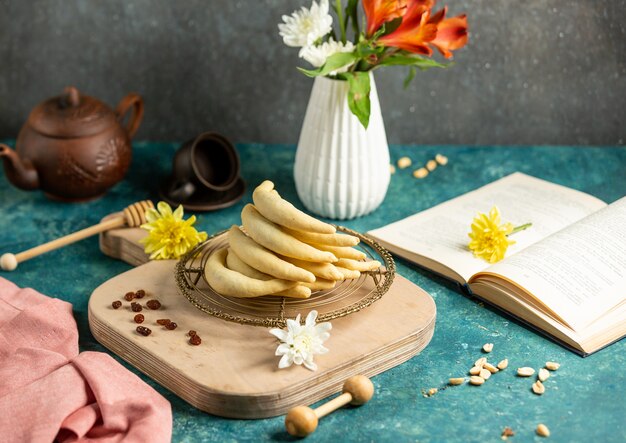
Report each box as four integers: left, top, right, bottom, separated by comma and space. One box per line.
294, 73, 390, 220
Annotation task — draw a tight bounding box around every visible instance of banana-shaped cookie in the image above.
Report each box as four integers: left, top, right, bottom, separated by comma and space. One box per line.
278, 255, 344, 281
335, 258, 381, 272
228, 248, 333, 294
280, 226, 360, 247
242, 204, 337, 263
310, 244, 367, 261
335, 266, 361, 280
228, 226, 316, 283
204, 248, 298, 298
302, 278, 337, 291
226, 248, 311, 299
252, 180, 335, 234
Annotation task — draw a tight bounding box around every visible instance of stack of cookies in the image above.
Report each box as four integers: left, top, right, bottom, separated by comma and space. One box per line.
205, 181, 381, 298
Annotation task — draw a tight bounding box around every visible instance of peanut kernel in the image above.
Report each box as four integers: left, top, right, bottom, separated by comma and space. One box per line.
397, 157, 412, 169
435, 154, 448, 165
545, 361, 560, 371
469, 376, 485, 385
517, 367, 535, 377
413, 167, 428, 179
536, 423, 550, 437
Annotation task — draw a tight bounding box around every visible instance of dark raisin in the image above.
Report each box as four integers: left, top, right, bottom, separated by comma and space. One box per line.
131, 302, 142, 312
156, 318, 171, 325
112, 300, 122, 309
189, 335, 201, 345
124, 291, 135, 301
136, 326, 151, 336
188, 330, 197, 337
135, 289, 146, 299
146, 300, 161, 310
165, 322, 178, 330
134, 314, 145, 323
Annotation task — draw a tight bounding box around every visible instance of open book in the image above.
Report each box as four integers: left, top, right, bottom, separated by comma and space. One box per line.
369, 173, 626, 356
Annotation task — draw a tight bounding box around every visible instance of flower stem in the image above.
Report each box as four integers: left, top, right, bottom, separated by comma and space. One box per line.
510, 223, 532, 235
335, 0, 346, 43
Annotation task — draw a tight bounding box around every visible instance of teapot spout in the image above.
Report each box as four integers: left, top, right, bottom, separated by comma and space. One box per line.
0, 144, 40, 190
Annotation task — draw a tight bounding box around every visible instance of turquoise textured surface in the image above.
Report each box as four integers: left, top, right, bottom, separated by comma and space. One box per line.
0, 142, 625, 442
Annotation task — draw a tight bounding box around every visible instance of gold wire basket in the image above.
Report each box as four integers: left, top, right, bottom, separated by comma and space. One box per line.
174, 226, 395, 328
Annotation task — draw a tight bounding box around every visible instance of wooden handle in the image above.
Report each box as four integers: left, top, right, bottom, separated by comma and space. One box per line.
284, 375, 374, 437
1, 217, 126, 271
0, 201, 153, 271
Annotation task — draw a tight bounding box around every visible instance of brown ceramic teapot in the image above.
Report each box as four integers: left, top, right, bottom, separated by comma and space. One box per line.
0, 86, 143, 201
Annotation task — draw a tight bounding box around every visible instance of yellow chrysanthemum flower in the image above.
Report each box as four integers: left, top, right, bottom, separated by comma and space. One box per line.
468, 206, 515, 263
140, 202, 207, 260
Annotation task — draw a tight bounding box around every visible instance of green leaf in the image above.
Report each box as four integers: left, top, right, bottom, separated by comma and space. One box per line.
403, 66, 416, 89
355, 41, 385, 59
298, 52, 358, 77
333, 0, 346, 43
345, 71, 371, 129
345, 0, 359, 40
377, 54, 449, 70
382, 17, 402, 35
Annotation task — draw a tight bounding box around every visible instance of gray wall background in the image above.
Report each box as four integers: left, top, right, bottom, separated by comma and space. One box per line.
0, 0, 624, 145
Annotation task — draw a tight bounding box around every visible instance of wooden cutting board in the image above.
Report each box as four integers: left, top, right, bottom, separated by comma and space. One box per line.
90, 224, 436, 419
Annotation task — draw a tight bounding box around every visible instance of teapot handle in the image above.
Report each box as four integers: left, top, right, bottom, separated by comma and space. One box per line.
115, 93, 144, 139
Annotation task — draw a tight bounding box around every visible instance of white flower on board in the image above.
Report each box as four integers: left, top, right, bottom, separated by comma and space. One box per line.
269, 310, 332, 371
301, 38, 355, 74
278, 0, 333, 53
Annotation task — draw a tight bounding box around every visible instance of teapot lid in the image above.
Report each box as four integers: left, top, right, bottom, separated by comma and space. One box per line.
28, 86, 118, 138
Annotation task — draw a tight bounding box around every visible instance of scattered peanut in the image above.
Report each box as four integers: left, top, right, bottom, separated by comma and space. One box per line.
497, 359, 509, 370
532, 380, 545, 395
538, 368, 550, 382
517, 367, 535, 377
545, 361, 560, 371
469, 376, 485, 385
475, 357, 487, 367
449, 377, 465, 385
426, 159, 437, 171
536, 423, 550, 437
413, 167, 429, 179
479, 368, 492, 380
482, 343, 494, 353
435, 154, 448, 165
484, 362, 499, 373
397, 157, 412, 169
389, 164, 396, 174
469, 366, 482, 376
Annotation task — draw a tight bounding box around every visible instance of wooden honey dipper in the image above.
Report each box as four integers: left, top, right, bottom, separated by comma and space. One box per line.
284, 375, 374, 437
0, 200, 154, 271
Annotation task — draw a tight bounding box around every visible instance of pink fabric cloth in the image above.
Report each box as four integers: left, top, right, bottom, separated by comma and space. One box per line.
0, 277, 172, 443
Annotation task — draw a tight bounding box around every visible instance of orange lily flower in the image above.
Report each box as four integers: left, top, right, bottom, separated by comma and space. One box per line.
378, 0, 438, 55
362, 0, 411, 36
428, 6, 468, 58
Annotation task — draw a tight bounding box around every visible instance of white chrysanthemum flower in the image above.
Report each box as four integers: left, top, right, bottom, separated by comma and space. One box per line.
278, 0, 333, 52
269, 310, 332, 371
301, 38, 355, 74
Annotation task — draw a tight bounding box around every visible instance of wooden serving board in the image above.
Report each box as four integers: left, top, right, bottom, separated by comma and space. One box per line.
90, 224, 436, 419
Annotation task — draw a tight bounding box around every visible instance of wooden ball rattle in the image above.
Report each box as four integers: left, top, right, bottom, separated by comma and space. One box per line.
0, 200, 154, 271
284, 375, 374, 437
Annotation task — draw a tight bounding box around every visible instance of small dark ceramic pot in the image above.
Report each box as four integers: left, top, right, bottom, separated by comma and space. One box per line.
167, 132, 240, 201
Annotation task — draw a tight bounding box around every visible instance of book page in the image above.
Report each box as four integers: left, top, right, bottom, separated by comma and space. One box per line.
476, 197, 626, 331
368, 173, 606, 282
